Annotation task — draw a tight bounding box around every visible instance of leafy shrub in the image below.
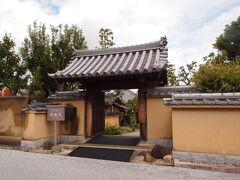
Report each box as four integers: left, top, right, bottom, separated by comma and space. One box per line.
105, 125, 121, 135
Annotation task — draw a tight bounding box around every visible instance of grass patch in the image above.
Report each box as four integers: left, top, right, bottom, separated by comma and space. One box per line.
119, 126, 133, 133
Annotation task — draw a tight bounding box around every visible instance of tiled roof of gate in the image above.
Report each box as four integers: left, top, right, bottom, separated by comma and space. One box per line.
147, 85, 202, 97
49, 37, 168, 79
163, 93, 240, 106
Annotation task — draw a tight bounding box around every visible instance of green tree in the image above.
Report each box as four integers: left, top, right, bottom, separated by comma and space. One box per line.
20, 21, 87, 101
193, 17, 240, 92
125, 97, 138, 128
20, 21, 54, 101
167, 63, 179, 86
51, 24, 87, 91
113, 90, 123, 97
99, 28, 115, 48
193, 54, 240, 92
214, 16, 240, 61
125, 97, 137, 113
0, 33, 27, 94
28, 66, 46, 101
178, 61, 197, 85
51, 24, 87, 70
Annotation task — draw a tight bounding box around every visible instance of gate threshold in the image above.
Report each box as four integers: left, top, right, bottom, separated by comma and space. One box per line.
65, 143, 151, 151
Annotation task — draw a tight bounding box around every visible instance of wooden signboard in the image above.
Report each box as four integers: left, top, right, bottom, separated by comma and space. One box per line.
47, 105, 65, 145
47, 105, 65, 121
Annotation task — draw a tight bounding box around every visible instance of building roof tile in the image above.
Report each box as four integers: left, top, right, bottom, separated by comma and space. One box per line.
49, 37, 168, 79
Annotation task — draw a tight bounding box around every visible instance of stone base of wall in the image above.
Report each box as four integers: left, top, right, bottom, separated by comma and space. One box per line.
21, 135, 85, 148
147, 138, 173, 149
172, 150, 240, 167
0, 136, 21, 146
58, 135, 85, 144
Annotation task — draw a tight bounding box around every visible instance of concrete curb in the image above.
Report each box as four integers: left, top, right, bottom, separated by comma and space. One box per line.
174, 159, 240, 174
173, 150, 240, 167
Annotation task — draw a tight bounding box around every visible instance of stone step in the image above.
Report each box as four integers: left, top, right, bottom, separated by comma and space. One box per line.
62, 143, 152, 151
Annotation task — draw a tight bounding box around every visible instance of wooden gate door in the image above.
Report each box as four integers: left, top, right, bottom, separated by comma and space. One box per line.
85, 89, 105, 138
92, 91, 105, 136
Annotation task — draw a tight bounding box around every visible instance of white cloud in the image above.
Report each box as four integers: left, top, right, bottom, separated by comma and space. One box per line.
0, 0, 240, 69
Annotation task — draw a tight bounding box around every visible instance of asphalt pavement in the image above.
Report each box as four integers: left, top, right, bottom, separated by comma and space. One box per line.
0, 149, 239, 180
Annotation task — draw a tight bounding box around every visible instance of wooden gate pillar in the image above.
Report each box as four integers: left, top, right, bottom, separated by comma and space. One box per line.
138, 88, 147, 140
85, 88, 94, 138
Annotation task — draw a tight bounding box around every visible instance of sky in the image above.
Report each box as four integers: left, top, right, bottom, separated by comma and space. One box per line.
0, 0, 240, 68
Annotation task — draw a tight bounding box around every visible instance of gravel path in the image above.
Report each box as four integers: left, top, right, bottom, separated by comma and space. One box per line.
0, 149, 239, 180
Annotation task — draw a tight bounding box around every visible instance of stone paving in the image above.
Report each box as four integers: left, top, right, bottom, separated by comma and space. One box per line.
0, 149, 240, 180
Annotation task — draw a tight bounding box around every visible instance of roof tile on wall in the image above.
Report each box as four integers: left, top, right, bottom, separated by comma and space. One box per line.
164, 93, 240, 106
